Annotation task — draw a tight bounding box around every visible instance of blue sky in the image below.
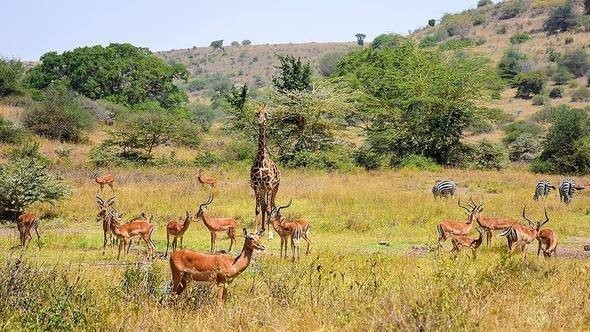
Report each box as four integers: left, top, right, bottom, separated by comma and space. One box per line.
1, 0, 482, 60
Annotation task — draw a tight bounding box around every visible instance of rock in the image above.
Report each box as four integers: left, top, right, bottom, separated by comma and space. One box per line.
379, 241, 390, 246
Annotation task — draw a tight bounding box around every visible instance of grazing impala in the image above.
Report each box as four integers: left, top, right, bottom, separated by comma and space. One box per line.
169, 228, 265, 303
165, 211, 194, 258
471, 199, 517, 246
106, 205, 156, 260
437, 198, 482, 251
16, 212, 41, 248
197, 169, 218, 188
537, 228, 558, 258
196, 195, 238, 253
500, 205, 549, 259
93, 172, 115, 194
450, 227, 484, 260
269, 199, 311, 261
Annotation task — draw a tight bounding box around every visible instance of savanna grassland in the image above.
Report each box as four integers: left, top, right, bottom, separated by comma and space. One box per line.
3, 165, 590, 330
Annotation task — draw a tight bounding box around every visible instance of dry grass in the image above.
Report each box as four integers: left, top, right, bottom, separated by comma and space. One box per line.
3, 165, 590, 329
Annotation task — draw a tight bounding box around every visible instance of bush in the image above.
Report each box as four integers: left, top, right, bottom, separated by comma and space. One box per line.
0, 58, 24, 98
572, 87, 590, 102
551, 66, 574, 85
498, 47, 527, 79
544, 1, 578, 34
475, 38, 487, 46
473, 14, 486, 25
354, 146, 387, 170
502, 120, 542, 144
549, 87, 564, 98
508, 133, 541, 161
531, 95, 548, 106
469, 140, 509, 170
559, 48, 590, 77
193, 150, 224, 167
577, 15, 590, 31
478, 0, 493, 7
230, 41, 240, 46
514, 71, 546, 99
500, 0, 525, 20
510, 32, 530, 44
371, 33, 407, 49
496, 24, 508, 34
23, 83, 93, 142
548, 48, 561, 62
290, 147, 356, 171
241, 39, 252, 46
0, 141, 70, 219
439, 38, 473, 51
397, 155, 441, 171
419, 35, 439, 48
428, 19, 436, 27
0, 117, 23, 143
318, 51, 345, 77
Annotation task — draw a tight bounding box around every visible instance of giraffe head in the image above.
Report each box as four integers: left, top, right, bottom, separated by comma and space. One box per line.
257, 105, 269, 124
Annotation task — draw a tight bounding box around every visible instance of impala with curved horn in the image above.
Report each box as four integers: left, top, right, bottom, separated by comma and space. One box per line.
436, 197, 483, 251
196, 194, 239, 253
269, 199, 312, 261
470, 197, 517, 247
499, 205, 549, 259
96, 195, 117, 254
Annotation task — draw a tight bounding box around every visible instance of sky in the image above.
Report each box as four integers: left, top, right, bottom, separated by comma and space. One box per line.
1, 0, 481, 61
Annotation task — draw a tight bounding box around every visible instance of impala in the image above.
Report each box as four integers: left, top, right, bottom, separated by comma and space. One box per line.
93, 172, 115, 194
96, 196, 117, 254
499, 205, 549, 259
198, 169, 218, 188
196, 195, 238, 253
165, 211, 194, 258
169, 228, 265, 303
470, 198, 516, 246
450, 227, 484, 260
436, 198, 482, 251
107, 206, 156, 260
16, 212, 41, 248
537, 228, 558, 258
269, 199, 311, 261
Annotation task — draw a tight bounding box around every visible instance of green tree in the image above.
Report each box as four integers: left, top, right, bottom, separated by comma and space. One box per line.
544, 1, 578, 34
25, 43, 188, 109
224, 84, 248, 113
500, 0, 525, 20
355, 33, 366, 45
510, 32, 530, 44
272, 55, 312, 93
514, 71, 546, 99
23, 83, 93, 142
210, 40, 225, 53
371, 33, 406, 49
318, 51, 345, 77
241, 39, 252, 46
428, 19, 436, 27
0, 58, 24, 98
230, 41, 240, 46
559, 48, 590, 77
335, 41, 500, 165
0, 141, 70, 219
0, 117, 22, 143
532, 105, 590, 174
478, 0, 492, 7
497, 47, 527, 79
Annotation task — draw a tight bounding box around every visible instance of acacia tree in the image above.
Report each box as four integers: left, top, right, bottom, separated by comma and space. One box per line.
334, 41, 500, 166
355, 33, 366, 45
272, 55, 312, 93
210, 40, 226, 54
0, 58, 24, 97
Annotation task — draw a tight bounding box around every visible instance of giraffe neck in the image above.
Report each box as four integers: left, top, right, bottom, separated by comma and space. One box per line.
257, 122, 266, 162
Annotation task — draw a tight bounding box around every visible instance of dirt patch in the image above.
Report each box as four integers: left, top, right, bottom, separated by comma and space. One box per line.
556, 246, 590, 259
0, 226, 17, 237
406, 245, 433, 257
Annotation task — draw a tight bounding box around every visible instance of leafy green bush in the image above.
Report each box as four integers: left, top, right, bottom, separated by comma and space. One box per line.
572, 87, 590, 102
290, 147, 356, 171
514, 71, 546, 99
531, 95, 548, 106
354, 146, 388, 170
551, 66, 574, 85
318, 51, 345, 77
0, 116, 23, 143
548, 48, 561, 63
549, 87, 564, 98
502, 120, 542, 144
559, 48, 590, 77
371, 33, 407, 49
469, 140, 509, 170
500, 0, 525, 20
508, 133, 541, 161
473, 14, 486, 25
0, 58, 24, 98
496, 24, 508, 34
498, 47, 527, 79
194, 150, 224, 167
478, 0, 493, 7
0, 141, 70, 219
241, 39, 252, 46
544, 1, 578, 34
439, 38, 473, 51
23, 83, 93, 142
510, 32, 530, 44
397, 155, 441, 171
419, 35, 439, 48
577, 14, 590, 31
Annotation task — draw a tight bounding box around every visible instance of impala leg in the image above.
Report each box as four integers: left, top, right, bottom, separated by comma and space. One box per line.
304, 234, 311, 255
227, 228, 235, 251
537, 241, 542, 257
165, 233, 170, 258
34, 226, 41, 248
216, 284, 226, 304
486, 230, 492, 246
471, 248, 477, 261
210, 232, 216, 253
117, 240, 124, 260
180, 236, 184, 249
103, 231, 108, 255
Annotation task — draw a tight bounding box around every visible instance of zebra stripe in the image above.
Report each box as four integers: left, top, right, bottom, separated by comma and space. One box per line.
432, 180, 456, 198
533, 180, 555, 200
559, 179, 576, 204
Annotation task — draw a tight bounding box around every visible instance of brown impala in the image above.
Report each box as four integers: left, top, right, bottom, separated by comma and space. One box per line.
500, 205, 549, 259
437, 198, 483, 251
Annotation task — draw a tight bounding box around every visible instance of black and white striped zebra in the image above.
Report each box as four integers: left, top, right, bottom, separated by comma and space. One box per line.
559, 179, 576, 204
533, 180, 555, 200
432, 180, 456, 199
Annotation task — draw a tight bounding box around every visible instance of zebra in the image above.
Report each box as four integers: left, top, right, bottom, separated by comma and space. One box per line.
533, 180, 556, 200
432, 180, 456, 199
559, 179, 576, 204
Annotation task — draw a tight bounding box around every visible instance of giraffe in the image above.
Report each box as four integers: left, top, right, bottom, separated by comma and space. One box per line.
250, 105, 280, 239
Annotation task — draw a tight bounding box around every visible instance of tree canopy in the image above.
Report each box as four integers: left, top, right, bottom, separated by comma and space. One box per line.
25, 43, 188, 109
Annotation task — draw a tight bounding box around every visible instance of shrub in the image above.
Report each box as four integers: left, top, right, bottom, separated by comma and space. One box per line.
559, 48, 590, 77
531, 95, 548, 105
551, 66, 574, 85
514, 71, 546, 99
473, 14, 486, 25
23, 83, 93, 142
0, 141, 70, 219
428, 19, 436, 27
354, 146, 387, 170
549, 87, 564, 98
548, 48, 561, 62
544, 1, 578, 34
0, 117, 23, 143
318, 51, 345, 77
508, 133, 541, 161
478, 0, 493, 7
496, 24, 508, 34
502, 120, 542, 144
565, 36, 574, 44
272, 55, 312, 92
439, 38, 473, 51
498, 47, 527, 79
230, 41, 240, 46
419, 35, 439, 48
0, 58, 24, 98
194, 150, 224, 167
241, 39, 252, 46
572, 87, 590, 102
577, 15, 590, 31
469, 140, 509, 170
500, 0, 526, 20
290, 147, 356, 171
397, 155, 441, 171
510, 32, 530, 44
475, 38, 487, 46
371, 33, 407, 49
